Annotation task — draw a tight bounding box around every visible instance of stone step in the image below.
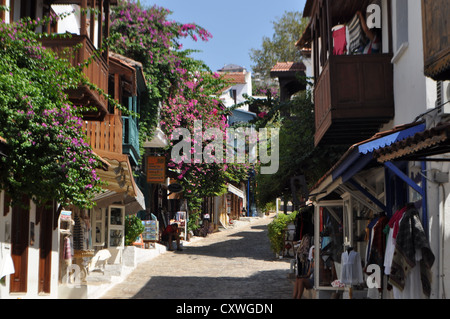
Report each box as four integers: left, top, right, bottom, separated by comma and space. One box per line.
86, 273, 112, 285
103, 263, 123, 276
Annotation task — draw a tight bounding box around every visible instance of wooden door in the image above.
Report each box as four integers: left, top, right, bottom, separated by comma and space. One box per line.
10, 196, 30, 293
38, 202, 53, 294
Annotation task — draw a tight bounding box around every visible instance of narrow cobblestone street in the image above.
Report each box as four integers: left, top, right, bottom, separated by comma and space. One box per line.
100, 215, 293, 299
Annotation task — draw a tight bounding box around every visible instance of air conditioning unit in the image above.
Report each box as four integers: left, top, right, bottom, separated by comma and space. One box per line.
438, 80, 450, 114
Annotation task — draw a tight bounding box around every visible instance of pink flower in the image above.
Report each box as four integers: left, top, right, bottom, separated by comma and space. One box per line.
258, 112, 267, 118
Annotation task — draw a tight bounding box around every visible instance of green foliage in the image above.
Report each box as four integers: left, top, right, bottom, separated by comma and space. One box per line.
124, 215, 145, 246
253, 89, 347, 208
250, 11, 309, 80
267, 211, 297, 255
0, 17, 107, 208
108, 1, 216, 142
187, 209, 201, 233
109, 1, 250, 220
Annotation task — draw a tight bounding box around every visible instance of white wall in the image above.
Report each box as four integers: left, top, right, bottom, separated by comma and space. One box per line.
52, 5, 80, 35
390, 0, 429, 126
219, 69, 253, 111
390, 0, 446, 298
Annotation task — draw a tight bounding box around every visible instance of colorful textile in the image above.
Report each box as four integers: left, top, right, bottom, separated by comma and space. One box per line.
388, 207, 435, 298
333, 26, 347, 55
347, 14, 364, 53
63, 236, 72, 260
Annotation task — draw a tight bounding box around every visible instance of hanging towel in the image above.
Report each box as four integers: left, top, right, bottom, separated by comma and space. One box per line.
347, 14, 364, 53
332, 26, 347, 55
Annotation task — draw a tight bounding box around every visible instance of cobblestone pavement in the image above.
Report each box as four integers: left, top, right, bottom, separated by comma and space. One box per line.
100, 215, 294, 299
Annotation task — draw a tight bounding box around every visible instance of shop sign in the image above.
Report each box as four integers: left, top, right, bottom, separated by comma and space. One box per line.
60, 210, 72, 220
146, 156, 166, 183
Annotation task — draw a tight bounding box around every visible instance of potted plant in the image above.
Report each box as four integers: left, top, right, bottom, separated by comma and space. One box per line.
125, 215, 145, 246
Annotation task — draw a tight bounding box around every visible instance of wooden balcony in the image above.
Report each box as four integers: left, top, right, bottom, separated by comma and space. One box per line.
41, 35, 109, 120
314, 53, 394, 146
421, 0, 450, 81
82, 114, 123, 156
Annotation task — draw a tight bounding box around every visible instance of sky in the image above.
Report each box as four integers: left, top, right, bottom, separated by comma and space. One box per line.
142, 0, 306, 73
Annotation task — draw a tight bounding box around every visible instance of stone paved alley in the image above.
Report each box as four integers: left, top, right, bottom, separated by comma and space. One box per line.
99, 215, 293, 299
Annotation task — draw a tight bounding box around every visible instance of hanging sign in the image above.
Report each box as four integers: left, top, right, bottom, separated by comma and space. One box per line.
146, 156, 166, 183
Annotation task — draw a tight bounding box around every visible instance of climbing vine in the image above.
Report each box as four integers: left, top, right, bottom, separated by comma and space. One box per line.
0, 16, 106, 208
109, 1, 249, 214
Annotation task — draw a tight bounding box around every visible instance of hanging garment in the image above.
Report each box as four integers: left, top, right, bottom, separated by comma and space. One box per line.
392, 249, 426, 299
63, 236, 72, 260
73, 215, 84, 250
388, 206, 408, 239
384, 225, 396, 275
340, 250, 364, 286
347, 14, 365, 53
365, 216, 380, 264
384, 206, 408, 275
295, 208, 314, 241
388, 207, 435, 298
368, 214, 389, 267
332, 25, 347, 55
294, 212, 303, 241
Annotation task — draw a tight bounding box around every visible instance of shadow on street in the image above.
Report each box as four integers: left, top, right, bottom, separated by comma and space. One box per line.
130, 269, 293, 299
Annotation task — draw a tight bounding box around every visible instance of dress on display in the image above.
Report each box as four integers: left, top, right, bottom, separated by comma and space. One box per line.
340, 249, 364, 286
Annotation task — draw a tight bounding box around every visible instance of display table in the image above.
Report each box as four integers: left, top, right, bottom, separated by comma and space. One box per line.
72, 249, 95, 283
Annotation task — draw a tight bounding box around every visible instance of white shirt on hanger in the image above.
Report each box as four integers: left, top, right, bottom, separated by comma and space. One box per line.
340, 250, 364, 286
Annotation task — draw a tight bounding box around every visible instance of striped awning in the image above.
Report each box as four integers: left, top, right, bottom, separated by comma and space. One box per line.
374, 122, 450, 163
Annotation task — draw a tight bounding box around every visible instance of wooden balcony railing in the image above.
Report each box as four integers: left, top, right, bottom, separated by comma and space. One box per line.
314, 53, 395, 146
41, 34, 109, 120
82, 114, 123, 155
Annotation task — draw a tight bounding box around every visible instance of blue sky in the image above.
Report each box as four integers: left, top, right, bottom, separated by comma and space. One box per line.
142, 0, 306, 73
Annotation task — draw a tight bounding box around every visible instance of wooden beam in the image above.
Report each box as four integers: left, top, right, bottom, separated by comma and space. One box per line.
387, 0, 393, 54
98, 0, 104, 50
90, 0, 95, 43
80, 0, 87, 36
0, 0, 5, 21
103, 0, 110, 64
326, 0, 333, 57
